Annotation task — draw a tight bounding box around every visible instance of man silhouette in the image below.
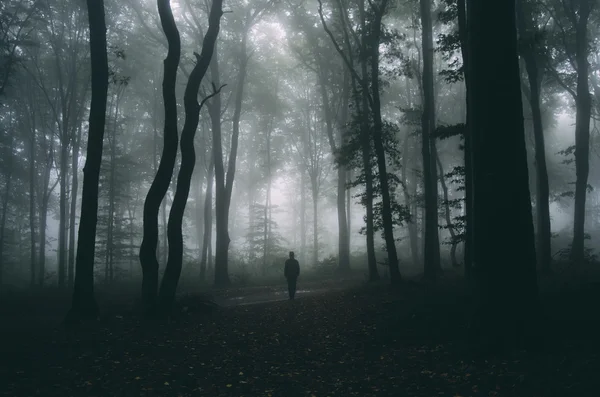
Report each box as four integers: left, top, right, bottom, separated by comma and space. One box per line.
284, 251, 300, 300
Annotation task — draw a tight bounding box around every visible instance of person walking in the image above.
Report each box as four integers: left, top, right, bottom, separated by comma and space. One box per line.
284, 251, 300, 300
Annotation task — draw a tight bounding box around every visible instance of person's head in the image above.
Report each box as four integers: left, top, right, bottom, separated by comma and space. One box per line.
289, 251, 294, 259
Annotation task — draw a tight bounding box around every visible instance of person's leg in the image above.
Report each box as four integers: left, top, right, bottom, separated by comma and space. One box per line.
287, 279, 293, 299
290, 278, 297, 299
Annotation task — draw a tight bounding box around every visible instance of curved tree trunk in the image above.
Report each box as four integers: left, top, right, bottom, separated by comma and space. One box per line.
139, 0, 181, 315
159, 1, 223, 313
66, 0, 109, 322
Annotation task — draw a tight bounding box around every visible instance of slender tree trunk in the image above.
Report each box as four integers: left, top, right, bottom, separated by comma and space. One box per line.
208, 44, 231, 287
200, 157, 214, 281
320, 67, 349, 271
107, 100, 118, 284
0, 139, 13, 288
352, 2, 378, 281
38, 165, 53, 287
194, 166, 204, 269
457, 0, 472, 278
346, 170, 351, 252
159, 9, 223, 312
68, 124, 82, 287
66, 0, 109, 322
420, 0, 441, 280
570, 4, 592, 266
139, 0, 181, 315
312, 177, 318, 266
516, 0, 551, 273
300, 170, 307, 266
58, 144, 68, 288
29, 119, 36, 287
436, 151, 458, 267
402, 133, 421, 266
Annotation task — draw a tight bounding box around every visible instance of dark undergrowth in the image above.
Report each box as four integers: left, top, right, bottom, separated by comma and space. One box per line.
0, 274, 599, 396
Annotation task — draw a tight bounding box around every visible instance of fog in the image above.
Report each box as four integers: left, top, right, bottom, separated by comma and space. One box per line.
1, 0, 600, 291
3, 1, 600, 395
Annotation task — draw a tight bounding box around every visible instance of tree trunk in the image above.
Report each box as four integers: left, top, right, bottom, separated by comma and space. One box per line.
516, 0, 551, 273
66, 0, 109, 322
300, 170, 307, 266
467, 0, 539, 349
68, 124, 82, 287
420, 0, 441, 280
200, 158, 214, 282
320, 66, 349, 272
207, 43, 231, 287
38, 157, 54, 287
436, 150, 458, 267
194, 166, 204, 270
346, 170, 352, 252
457, 0, 473, 279
29, 116, 36, 288
58, 143, 68, 288
569, 4, 592, 266
106, 98, 119, 284
159, 9, 223, 312
139, 0, 181, 315
0, 137, 13, 288
402, 133, 420, 267
312, 177, 318, 266
365, 0, 399, 283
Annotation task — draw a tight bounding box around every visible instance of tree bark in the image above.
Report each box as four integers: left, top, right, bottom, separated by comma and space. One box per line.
208, 43, 231, 287
300, 169, 307, 266
68, 123, 82, 287
29, 108, 37, 288
0, 136, 13, 288
200, 156, 214, 281
467, 0, 539, 349
139, 0, 181, 315
367, 0, 400, 283
58, 143, 68, 288
457, 0, 473, 279
420, 0, 441, 280
319, 66, 349, 272
436, 150, 458, 267
159, 2, 223, 312
569, 2, 592, 266
516, 0, 552, 273
66, 0, 109, 322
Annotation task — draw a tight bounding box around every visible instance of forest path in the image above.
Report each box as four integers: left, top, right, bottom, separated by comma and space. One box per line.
211, 278, 360, 307
1, 280, 598, 396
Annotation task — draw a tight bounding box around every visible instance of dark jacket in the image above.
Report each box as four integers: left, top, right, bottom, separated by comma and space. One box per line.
284, 258, 300, 279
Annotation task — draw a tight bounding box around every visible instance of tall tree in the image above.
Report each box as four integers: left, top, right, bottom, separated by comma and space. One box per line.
419, 0, 441, 279
467, 0, 539, 349
516, 0, 552, 273
139, 0, 181, 315
544, 0, 593, 265
158, 0, 224, 312
66, 0, 109, 322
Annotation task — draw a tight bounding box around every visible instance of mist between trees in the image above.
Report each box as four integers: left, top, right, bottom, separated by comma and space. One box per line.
0, 0, 599, 326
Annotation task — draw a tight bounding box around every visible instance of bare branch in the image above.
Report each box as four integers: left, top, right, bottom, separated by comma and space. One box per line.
200, 84, 227, 110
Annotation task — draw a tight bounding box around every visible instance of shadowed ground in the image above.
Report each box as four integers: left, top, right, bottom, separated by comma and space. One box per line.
0, 277, 599, 396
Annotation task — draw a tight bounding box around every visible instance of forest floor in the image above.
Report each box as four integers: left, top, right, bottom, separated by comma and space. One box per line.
1, 273, 599, 396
